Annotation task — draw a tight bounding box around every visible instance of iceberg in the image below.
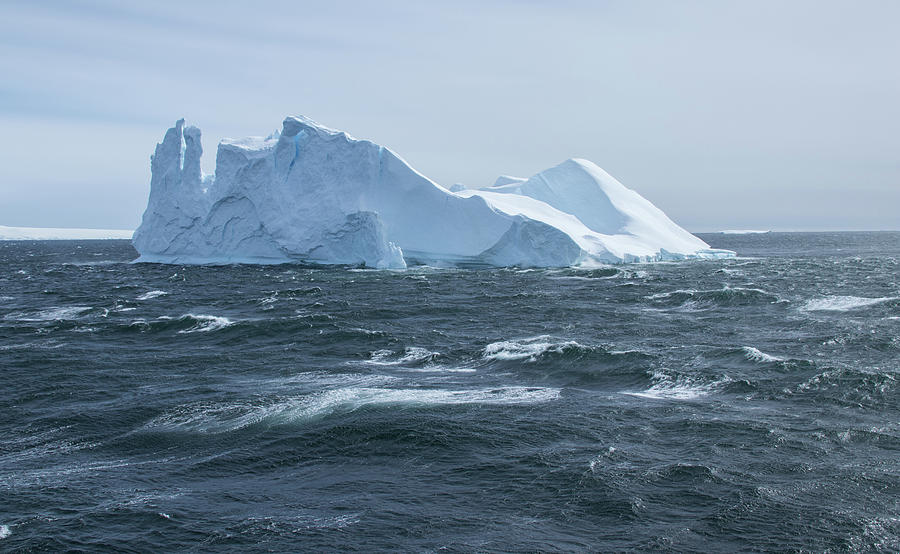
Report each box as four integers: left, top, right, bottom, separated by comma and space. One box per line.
133, 116, 733, 268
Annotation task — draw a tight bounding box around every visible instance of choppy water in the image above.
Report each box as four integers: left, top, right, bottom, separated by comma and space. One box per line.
1, 232, 898, 552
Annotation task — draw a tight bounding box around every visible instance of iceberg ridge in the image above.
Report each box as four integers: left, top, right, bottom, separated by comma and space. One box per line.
133, 116, 733, 267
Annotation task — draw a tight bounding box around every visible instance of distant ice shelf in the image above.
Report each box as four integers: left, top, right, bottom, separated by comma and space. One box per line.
0, 226, 134, 240
133, 115, 734, 268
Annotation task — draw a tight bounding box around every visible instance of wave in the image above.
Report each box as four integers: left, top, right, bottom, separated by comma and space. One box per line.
234, 513, 360, 535
136, 290, 167, 300
144, 386, 560, 433
264, 372, 400, 390
401, 367, 477, 374
0, 341, 67, 351
0, 435, 100, 465
479, 336, 656, 387
3, 306, 94, 322
626, 384, 713, 401
625, 369, 734, 401
368, 347, 440, 366
801, 295, 900, 312
0, 455, 186, 490
176, 314, 234, 334
119, 313, 378, 339
125, 314, 236, 334
482, 336, 592, 362
796, 367, 897, 407
0, 525, 9, 540
549, 267, 622, 279
742, 346, 784, 363
647, 286, 785, 309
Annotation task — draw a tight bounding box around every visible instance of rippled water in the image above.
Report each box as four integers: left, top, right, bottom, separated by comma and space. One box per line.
1, 232, 898, 551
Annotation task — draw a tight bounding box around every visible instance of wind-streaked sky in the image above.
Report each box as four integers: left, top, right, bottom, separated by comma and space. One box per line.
1, 0, 898, 231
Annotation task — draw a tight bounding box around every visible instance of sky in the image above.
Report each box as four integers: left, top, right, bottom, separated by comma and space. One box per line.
1, 0, 898, 231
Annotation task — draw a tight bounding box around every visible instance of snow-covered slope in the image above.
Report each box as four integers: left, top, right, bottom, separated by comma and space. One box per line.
462, 159, 719, 263
133, 116, 733, 267
0, 226, 133, 240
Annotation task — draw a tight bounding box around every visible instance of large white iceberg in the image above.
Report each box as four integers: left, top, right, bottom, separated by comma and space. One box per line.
133, 116, 733, 268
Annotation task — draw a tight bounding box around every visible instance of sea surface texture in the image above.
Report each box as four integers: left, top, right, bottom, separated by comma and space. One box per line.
1, 232, 898, 551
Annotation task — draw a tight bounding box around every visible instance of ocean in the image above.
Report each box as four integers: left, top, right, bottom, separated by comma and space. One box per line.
1, 232, 898, 551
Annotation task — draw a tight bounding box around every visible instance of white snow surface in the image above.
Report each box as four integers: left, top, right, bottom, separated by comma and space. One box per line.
0, 226, 133, 240
133, 116, 733, 267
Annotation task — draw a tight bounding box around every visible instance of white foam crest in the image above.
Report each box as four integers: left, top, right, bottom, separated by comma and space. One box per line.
619, 269, 649, 279
742, 346, 784, 363
646, 286, 772, 301
0, 525, 9, 539
239, 513, 360, 532
0, 437, 100, 465
136, 290, 168, 300
276, 386, 561, 423
0, 456, 182, 489
144, 401, 275, 433
397, 347, 438, 363
266, 371, 400, 389
4, 306, 92, 322
145, 386, 560, 433
0, 341, 66, 351
177, 314, 234, 333
367, 347, 439, 365
401, 367, 477, 373
369, 349, 394, 363
549, 275, 594, 282
645, 289, 697, 300
258, 292, 279, 308
626, 370, 727, 400
483, 335, 582, 362
801, 295, 899, 312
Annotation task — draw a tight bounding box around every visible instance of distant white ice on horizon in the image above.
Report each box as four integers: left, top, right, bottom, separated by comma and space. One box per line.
0, 225, 133, 240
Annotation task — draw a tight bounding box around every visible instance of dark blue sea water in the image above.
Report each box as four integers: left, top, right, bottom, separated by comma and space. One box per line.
1, 232, 898, 552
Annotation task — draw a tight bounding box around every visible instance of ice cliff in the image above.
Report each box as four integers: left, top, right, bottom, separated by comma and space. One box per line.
133, 116, 733, 268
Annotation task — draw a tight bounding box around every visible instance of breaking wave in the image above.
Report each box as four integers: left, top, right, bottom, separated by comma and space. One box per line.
478, 336, 656, 387
742, 346, 784, 363
368, 347, 440, 366
143, 386, 560, 433
482, 336, 594, 362
136, 290, 167, 300
176, 314, 234, 334
801, 295, 900, 312
125, 314, 236, 334
796, 367, 897, 407
646, 287, 784, 308
626, 369, 736, 401
4, 306, 93, 322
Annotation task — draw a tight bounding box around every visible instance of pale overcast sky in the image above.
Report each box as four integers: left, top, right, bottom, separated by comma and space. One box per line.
1, 0, 898, 231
